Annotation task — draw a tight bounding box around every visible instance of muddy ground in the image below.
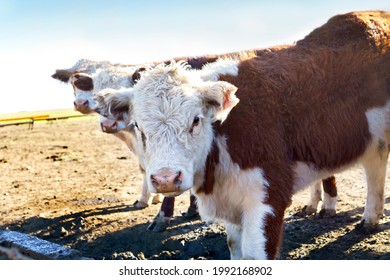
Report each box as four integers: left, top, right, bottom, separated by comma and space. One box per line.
0, 117, 389, 260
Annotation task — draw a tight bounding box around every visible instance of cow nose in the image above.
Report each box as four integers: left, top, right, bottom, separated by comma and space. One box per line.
150, 169, 183, 194
74, 99, 88, 108
100, 122, 107, 132
111, 121, 117, 130
100, 121, 117, 133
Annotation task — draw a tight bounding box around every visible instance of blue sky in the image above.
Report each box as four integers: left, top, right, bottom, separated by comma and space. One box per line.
1, 0, 389, 114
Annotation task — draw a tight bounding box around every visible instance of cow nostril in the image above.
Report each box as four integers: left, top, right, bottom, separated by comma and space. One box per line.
82, 100, 89, 106
150, 175, 159, 189
174, 171, 182, 186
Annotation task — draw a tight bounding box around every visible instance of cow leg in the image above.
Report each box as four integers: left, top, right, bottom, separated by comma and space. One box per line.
241, 202, 274, 259
133, 176, 151, 209
319, 176, 337, 217
302, 180, 322, 215
358, 140, 387, 231
225, 222, 242, 260
147, 197, 175, 232
183, 194, 199, 219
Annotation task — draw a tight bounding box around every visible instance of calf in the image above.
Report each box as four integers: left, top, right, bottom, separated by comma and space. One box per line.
95, 11, 390, 259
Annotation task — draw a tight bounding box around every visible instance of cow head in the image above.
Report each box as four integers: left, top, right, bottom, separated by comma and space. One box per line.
52, 59, 141, 115
93, 88, 134, 132
94, 62, 238, 196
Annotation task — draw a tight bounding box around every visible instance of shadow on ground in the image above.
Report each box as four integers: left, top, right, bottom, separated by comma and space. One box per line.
2, 200, 389, 260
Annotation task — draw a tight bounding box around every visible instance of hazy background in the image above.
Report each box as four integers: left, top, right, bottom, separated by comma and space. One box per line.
1, 0, 389, 114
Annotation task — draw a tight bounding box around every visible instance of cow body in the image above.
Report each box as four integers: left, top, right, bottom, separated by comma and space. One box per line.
97, 11, 390, 258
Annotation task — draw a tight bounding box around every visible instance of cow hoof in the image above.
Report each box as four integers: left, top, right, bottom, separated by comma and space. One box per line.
355, 220, 378, 234
182, 207, 200, 219
151, 194, 163, 204
147, 219, 171, 232
319, 208, 336, 218
300, 205, 317, 216
133, 200, 149, 209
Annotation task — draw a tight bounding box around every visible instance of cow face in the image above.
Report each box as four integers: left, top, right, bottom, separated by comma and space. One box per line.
70, 73, 96, 114
93, 88, 133, 122
95, 89, 134, 133
52, 59, 140, 115
70, 69, 139, 115
96, 62, 238, 196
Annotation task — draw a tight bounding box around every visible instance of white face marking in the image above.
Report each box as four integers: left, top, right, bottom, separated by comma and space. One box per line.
73, 90, 96, 113
133, 84, 213, 193
128, 61, 238, 194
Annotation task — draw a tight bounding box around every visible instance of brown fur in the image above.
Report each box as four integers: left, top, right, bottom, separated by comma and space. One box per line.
201, 11, 390, 259
197, 140, 220, 195
51, 69, 73, 83
298, 11, 390, 52
322, 176, 337, 197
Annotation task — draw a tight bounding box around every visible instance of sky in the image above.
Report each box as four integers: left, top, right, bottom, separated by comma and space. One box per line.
1, 0, 389, 114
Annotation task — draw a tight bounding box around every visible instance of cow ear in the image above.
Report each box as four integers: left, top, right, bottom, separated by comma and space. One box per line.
51, 70, 73, 83
93, 88, 134, 122
71, 73, 94, 91
199, 81, 239, 122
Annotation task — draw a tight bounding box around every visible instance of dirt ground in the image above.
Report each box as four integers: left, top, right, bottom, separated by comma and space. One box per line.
0, 117, 389, 260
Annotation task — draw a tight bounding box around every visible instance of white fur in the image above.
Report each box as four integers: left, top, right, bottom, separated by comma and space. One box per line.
361, 107, 388, 224
225, 223, 243, 260
303, 180, 337, 215
66, 59, 118, 74
322, 192, 337, 214
198, 57, 240, 81
304, 181, 322, 214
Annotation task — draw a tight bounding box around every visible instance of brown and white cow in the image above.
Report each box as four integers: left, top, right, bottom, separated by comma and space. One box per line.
85, 51, 339, 217
94, 11, 390, 259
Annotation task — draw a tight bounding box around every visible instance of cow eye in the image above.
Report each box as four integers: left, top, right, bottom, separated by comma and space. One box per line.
189, 116, 200, 134
192, 116, 200, 127
134, 122, 139, 129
